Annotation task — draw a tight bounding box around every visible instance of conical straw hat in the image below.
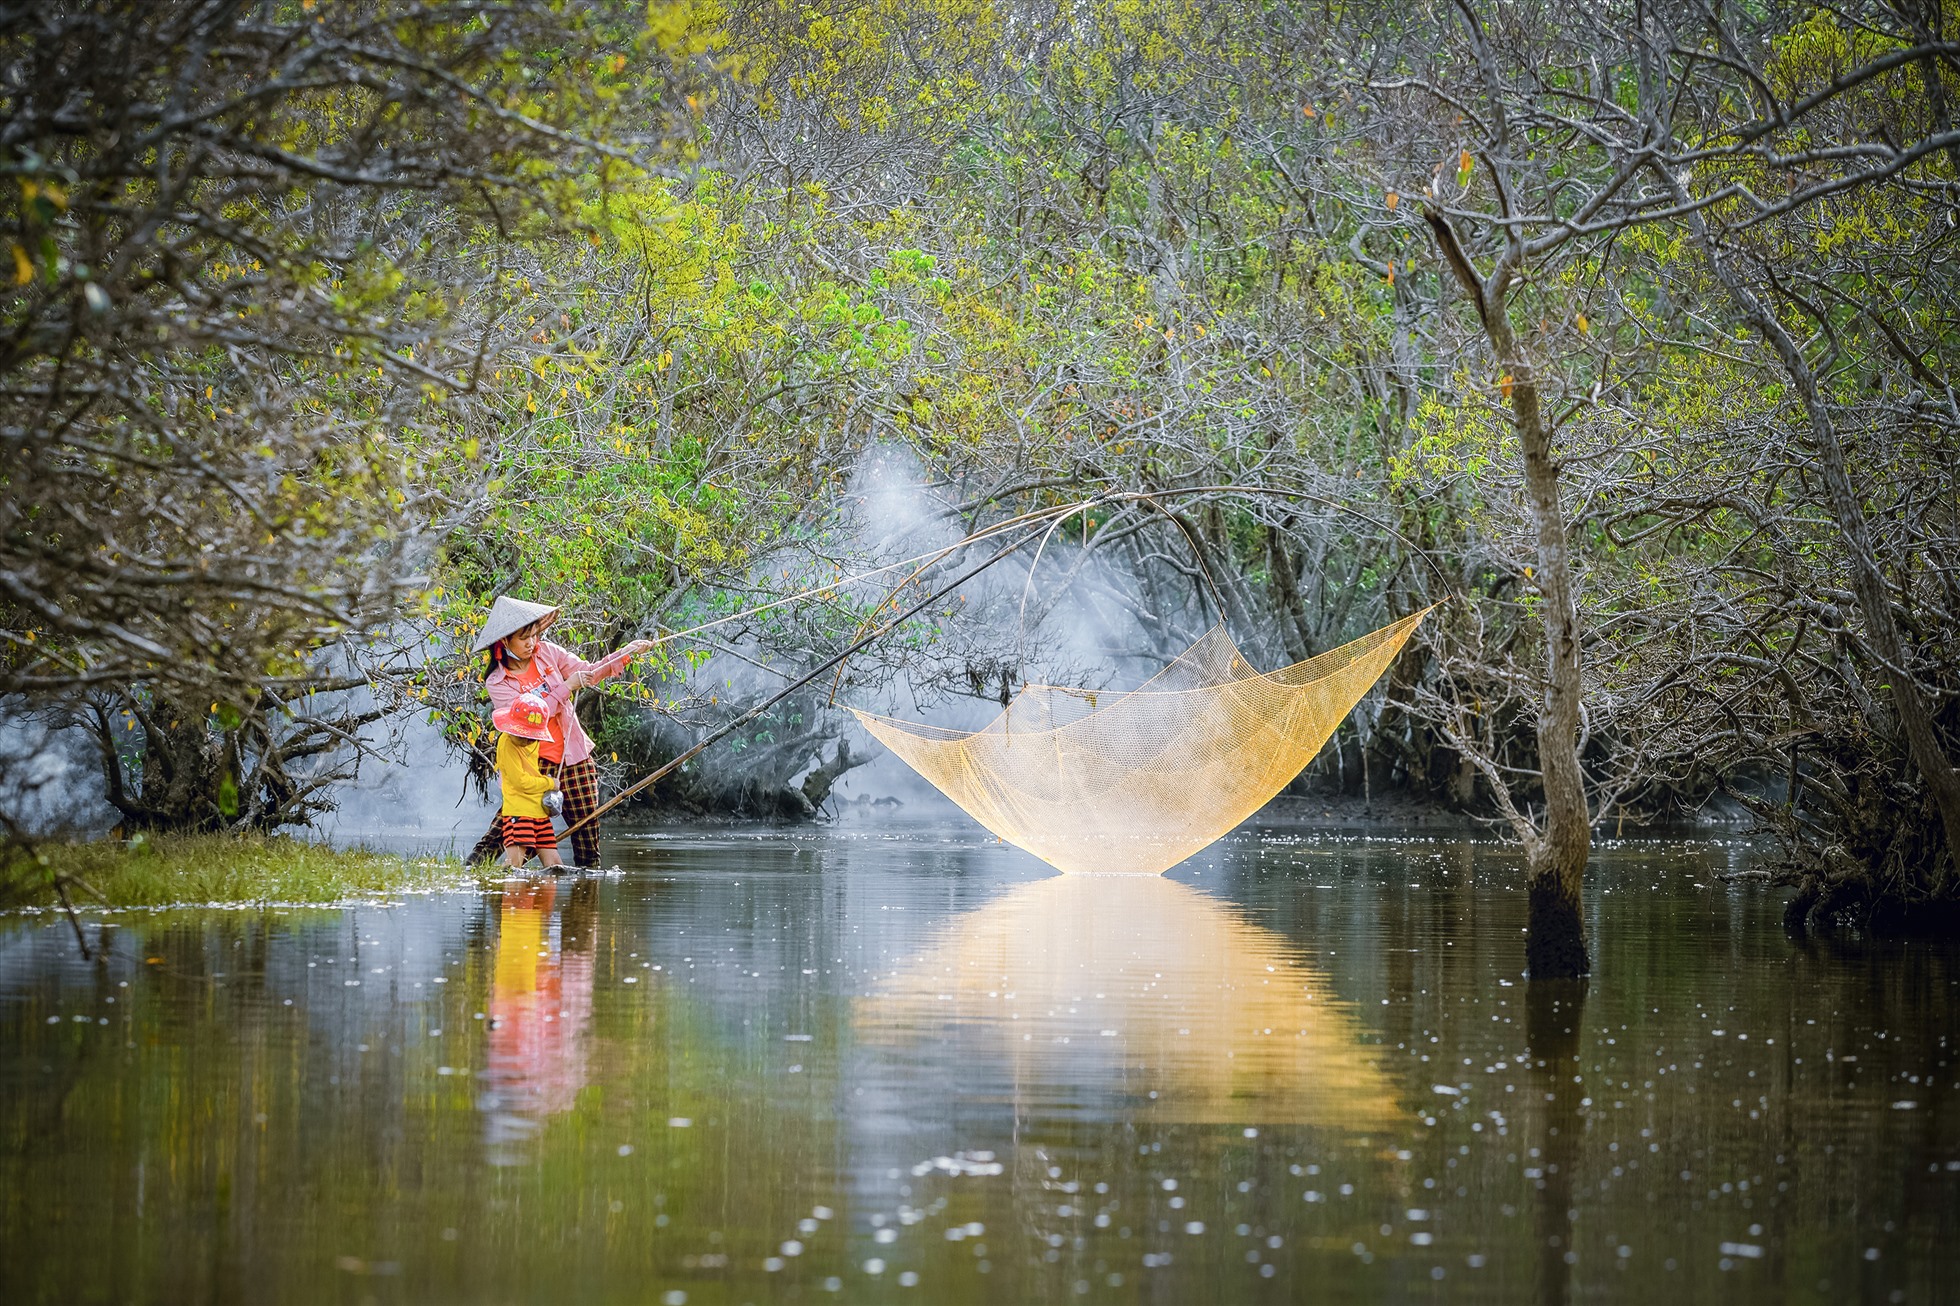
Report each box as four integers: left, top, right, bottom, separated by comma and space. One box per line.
471, 595, 560, 653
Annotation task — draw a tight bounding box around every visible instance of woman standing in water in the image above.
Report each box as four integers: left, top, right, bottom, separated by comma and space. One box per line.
468, 596, 655, 868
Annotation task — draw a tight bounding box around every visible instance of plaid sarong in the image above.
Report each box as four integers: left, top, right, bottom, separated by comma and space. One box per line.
469, 757, 603, 868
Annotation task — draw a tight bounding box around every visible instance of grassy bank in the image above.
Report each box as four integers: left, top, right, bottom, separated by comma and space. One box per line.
0, 834, 479, 910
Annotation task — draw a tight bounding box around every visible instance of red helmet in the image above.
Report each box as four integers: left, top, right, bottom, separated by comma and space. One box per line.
492, 691, 554, 742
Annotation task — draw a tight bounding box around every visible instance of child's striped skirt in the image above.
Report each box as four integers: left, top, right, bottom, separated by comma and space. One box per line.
501, 814, 557, 853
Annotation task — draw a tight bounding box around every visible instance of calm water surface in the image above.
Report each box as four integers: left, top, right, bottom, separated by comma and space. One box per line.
2, 821, 1957, 1304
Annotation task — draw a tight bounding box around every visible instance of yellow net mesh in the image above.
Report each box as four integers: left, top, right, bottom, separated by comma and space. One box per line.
852, 607, 1430, 874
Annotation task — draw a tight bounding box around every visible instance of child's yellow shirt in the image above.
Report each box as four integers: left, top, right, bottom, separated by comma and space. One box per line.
496, 734, 558, 818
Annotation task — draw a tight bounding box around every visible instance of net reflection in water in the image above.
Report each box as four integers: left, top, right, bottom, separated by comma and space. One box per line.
857, 873, 1402, 1130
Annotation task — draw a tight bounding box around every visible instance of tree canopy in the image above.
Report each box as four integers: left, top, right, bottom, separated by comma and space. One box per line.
3, 0, 1955, 935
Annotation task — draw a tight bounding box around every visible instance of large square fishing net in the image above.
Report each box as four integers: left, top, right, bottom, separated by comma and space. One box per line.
852, 608, 1430, 873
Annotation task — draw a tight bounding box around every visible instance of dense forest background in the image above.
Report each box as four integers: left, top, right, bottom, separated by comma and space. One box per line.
2, 0, 1955, 938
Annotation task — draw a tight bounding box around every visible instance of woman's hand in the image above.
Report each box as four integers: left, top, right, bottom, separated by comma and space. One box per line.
563, 669, 590, 693
623, 638, 656, 659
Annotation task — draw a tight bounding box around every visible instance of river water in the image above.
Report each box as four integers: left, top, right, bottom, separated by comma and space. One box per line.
2, 820, 1956, 1304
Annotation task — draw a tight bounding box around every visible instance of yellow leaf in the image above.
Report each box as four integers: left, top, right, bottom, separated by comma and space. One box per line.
1576, 313, 1590, 334
10, 244, 30, 285
1385, 191, 1399, 210
1499, 374, 1514, 399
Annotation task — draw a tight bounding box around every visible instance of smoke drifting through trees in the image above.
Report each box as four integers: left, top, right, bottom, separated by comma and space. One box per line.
3, 1, 1955, 940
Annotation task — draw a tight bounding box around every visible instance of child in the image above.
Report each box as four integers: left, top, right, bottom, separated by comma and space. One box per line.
493, 691, 565, 871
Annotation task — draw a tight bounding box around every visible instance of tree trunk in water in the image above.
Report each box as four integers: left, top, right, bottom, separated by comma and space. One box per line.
1505, 335, 1599, 976
1425, 204, 1592, 977
1489, 311, 1592, 978
798, 737, 865, 812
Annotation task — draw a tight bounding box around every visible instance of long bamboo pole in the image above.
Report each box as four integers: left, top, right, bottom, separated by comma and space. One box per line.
560, 483, 1453, 842
558, 527, 1042, 841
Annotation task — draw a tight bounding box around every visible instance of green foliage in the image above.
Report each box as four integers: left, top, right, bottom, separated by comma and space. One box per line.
11, 0, 1951, 895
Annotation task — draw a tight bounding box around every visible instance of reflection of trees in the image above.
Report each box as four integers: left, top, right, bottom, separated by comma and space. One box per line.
857, 874, 1400, 1130
1525, 982, 1587, 1306
483, 878, 597, 1164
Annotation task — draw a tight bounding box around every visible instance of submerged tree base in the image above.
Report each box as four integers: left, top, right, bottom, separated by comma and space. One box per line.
1524, 875, 1592, 979
1781, 868, 1960, 940
0, 835, 475, 911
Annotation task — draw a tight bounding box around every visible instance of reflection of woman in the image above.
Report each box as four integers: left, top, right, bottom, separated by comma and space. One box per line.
467, 596, 654, 868
483, 878, 598, 1163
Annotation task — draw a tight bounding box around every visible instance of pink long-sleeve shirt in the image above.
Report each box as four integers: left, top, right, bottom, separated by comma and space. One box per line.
485, 639, 632, 766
